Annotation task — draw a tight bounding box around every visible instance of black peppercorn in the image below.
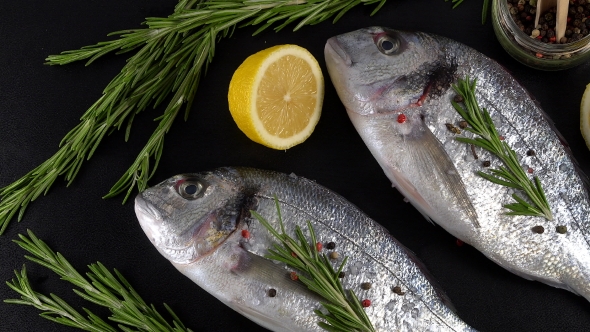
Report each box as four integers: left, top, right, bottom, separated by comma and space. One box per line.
544, 12, 554, 20
532, 225, 545, 234
268, 288, 277, 297
459, 121, 468, 129
483, 160, 491, 167
556, 225, 568, 234
326, 242, 336, 250
361, 282, 372, 290
453, 95, 464, 103
338, 272, 345, 278
526, 149, 536, 156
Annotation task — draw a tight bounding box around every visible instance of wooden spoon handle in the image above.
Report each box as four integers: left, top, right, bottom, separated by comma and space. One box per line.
556, 0, 569, 41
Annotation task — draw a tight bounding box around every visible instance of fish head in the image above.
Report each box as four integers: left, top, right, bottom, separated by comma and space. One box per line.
135, 170, 249, 265
324, 27, 445, 115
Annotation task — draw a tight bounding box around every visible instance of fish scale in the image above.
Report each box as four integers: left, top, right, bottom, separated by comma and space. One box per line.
135, 167, 476, 331
324, 26, 590, 301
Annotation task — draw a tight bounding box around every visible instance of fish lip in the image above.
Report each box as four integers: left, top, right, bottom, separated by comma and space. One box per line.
325, 37, 352, 67
134, 194, 161, 225
134, 194, 193, 251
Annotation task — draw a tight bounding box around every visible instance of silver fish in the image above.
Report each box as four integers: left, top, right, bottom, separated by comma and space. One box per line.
134, 167, 475, 332
324, 27, 590, 301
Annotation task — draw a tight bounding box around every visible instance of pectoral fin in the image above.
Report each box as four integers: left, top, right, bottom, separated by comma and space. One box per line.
231, 246, 319, 298
405, 120, 479, 227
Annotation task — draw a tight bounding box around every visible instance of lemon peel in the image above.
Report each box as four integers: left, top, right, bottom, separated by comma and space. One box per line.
581, 83, 590, 150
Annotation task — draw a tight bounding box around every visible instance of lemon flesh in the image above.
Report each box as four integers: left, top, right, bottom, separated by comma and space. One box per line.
228, 45, 324, 150
581, 83, 590, 150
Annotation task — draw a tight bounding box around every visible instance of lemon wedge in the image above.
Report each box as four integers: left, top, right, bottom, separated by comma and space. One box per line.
228, 44, 324, 150
581, 83, 590, 149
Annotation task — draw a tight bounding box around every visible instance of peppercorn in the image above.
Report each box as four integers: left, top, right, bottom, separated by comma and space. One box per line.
326, 242, 336, 250
241, 229, 250, 239
338, 272, 345, 278
290, 272, 298, 281
459, 120, 468, 129
361, 299, 371, 307
526, 149, 536, 156
532, 225, 545, 234
361, 282, 372, 290
397, 114, 407, 124
268, 288, 277, 297
329, 251, 339, 260
392, 286, 405, 296
508, 0, 590, 47
545, 12, 554, 20
556, 225, 568, 234
483, 160, 491, 167
453, 95, 464, 103
315, 242, 323, 252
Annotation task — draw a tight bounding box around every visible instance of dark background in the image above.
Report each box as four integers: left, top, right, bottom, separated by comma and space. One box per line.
1, 1, 590, 331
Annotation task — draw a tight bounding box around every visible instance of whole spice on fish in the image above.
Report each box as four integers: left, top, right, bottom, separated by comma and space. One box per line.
5, 230, 191, 332
252, 197, 376, 332
451, 77, 553, 220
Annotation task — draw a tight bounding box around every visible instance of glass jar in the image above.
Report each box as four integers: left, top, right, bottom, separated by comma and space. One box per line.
492, 0, 590, 70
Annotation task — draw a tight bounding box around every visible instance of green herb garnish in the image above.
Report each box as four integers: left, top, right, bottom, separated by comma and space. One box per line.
452, 77, 553, 220
0, 0, 392, 235
5, 230, 191, 332
251, 197, 376, 332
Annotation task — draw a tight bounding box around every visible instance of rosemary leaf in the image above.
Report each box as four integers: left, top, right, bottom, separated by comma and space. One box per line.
452, 77, 553, 220
0, 0, 395, 235
252, 197, 376, 332
5, 230, 191, 332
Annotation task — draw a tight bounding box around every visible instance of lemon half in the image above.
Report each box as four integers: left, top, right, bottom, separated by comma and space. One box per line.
581, 83, 590, 150
228, 44, 324, 150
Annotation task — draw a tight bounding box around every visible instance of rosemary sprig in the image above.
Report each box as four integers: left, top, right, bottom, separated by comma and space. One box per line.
0, 0, 390, 235
451, 77, 553, 220
251, 197, 376, 332
5, 230, 192, 332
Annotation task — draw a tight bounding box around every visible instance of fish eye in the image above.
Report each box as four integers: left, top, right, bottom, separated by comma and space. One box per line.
178, 180, 204, 200
377, 35, 399, 55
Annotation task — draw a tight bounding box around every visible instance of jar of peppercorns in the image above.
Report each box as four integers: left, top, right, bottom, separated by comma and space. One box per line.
492, 0, 590, 70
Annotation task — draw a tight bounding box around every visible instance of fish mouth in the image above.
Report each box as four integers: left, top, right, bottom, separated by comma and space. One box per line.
134, 194, 194, 251
325, 37, 352, 67
135, 194, 162, 228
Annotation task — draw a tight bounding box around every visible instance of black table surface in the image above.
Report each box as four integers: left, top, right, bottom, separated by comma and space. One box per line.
2, 1, 590, 331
